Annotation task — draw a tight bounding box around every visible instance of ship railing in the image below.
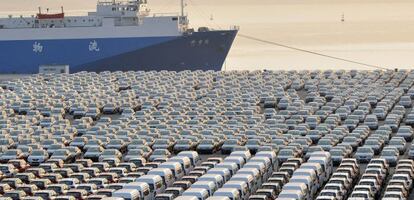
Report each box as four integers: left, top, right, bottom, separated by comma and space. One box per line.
152, 12, 180, 17
98, 0, 142, 6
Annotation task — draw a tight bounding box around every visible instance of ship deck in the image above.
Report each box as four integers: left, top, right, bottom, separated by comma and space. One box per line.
0, 74, 29, 82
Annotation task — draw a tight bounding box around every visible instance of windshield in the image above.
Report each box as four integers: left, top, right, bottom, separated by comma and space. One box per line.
109, 140, 122, 145
279, 150, 293, 156
0, 140, 10, 145
319, 140, 332, 145
73, 138, 85, 142
5, 193, 20, 198
97, 191, 112, 196
35, 193, 50, 199
355, 187, 370, 192
262, 185, 275, 190
77, 186, 90, 190
89, 180, 103, 185
103, 151, 115, 156
4, 151, 18, 156
360, 181, 374, 187
200, 140, 213, 145
325, 186, 338, 190
50, 145, 62, 149
129, 149, 143, 154
54, 151, 67, 156
320, 192, 336, 196
177, 140, 190, 144
155, 140, 168, 144
131, 140, 145, 145
66, 192, 81, 198
225, 140, 238, 145
358, 148, 372, 153
343, 138, 355, 142
330, 180, 343, 185
381, 151, 396, 156
387, 188, 401, 192
88, 147, 101, 152
389, 140, 402, 145
166, 189, 180, 196
153, 150, 167, 155
60, 181, 72, 185
365, 141, 378, 145
32, 150, 45, 156
88, 141, 100, 145
155, 197, 170, 200
330, 151, 343, 156
47, 186, 61, 192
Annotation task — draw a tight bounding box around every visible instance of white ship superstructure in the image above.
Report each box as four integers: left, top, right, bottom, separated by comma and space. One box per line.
0, 0, 238, 73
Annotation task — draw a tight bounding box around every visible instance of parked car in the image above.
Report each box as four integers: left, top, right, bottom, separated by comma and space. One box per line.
28, 150, 49, 166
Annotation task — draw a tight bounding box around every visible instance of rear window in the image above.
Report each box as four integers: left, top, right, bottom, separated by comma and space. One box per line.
66, 192, 81, 198
34, 193, 50, 199
155, 197, 170, 200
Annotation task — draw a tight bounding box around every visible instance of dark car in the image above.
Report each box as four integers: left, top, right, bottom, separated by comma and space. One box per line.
31, 179, 52, 190
46, 184, 70, 195
196, 139, 220, 154
16, 184, 39, 196
51, 149, 75, 163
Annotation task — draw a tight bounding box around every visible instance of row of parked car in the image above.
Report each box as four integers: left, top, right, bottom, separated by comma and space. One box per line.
276, 152, 332, 200
1, 69, 414, 200
383, 160, 414, 199
317, 158, 360, 200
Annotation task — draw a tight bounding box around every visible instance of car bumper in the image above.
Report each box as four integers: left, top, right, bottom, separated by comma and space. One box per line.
197, 148, 215, 154
221, 148, 233, 154
356, 156, 372, 162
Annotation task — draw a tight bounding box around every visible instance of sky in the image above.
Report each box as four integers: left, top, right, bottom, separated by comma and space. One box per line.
1, 0, 414, 70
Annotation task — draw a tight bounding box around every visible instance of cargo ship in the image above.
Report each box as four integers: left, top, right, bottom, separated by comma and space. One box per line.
0, 0, 238, 73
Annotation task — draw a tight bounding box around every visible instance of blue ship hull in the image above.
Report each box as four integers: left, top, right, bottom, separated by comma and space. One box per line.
0, 30, 237, 74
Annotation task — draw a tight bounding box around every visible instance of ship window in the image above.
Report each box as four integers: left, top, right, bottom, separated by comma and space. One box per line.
68, 19, 71, 22
112, 7, 116, 11
172, 17, 178, 21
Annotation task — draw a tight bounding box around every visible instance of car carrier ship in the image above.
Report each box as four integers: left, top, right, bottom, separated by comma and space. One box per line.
0, 0, 238, 73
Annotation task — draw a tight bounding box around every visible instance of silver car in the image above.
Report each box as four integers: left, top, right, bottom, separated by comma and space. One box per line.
354, 147, 374, 163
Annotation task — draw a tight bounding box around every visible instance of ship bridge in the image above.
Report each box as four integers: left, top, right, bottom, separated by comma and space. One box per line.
91, 0, 149, 18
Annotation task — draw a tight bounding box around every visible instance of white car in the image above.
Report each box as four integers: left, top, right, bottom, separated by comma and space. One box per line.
27, 149, 49, 166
